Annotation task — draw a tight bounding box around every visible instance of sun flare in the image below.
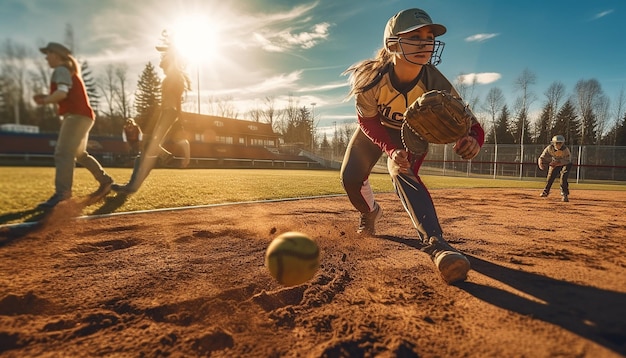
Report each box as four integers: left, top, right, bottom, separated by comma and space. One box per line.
170, 15, 219, 64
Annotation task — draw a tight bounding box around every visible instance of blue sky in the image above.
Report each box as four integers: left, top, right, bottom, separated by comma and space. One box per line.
2, 0, 625, 135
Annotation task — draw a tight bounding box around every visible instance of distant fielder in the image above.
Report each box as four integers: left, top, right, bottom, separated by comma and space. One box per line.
538, 135, 572, 202
122, 117, 143, 158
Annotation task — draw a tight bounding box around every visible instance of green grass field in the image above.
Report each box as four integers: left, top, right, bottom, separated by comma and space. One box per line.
1, 166, 624, 226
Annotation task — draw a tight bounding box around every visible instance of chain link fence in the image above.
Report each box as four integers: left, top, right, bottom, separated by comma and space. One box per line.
416, 144, 626, 183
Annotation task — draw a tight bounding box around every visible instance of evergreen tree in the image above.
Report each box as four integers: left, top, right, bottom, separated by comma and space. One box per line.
581, 108, 598, 145
615, 112, 626, 146
534, 104, 552, 144
553, 100, 580, 145
320, 132, 331, 157
134, 62, 161, 131
489, 104, 515, 144
81, 61, 99, 115
512, 107, 532, 144
0, 77, 7, 122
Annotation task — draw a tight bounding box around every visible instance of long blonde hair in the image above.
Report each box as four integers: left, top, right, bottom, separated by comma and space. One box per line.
343, 48, 393, 97
55, 52, 81, 77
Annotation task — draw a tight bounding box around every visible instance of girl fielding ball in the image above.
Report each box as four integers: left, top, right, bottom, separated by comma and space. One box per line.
265, 231, 320, 286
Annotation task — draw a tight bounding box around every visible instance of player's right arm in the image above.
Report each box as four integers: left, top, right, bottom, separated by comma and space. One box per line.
538, 146, 551, 170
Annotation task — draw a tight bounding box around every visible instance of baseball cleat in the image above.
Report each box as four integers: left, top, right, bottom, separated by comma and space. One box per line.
434, 251, 471, 284
111, 183, 138, 194
423, 235, 470, 284
37, 192, 71, 209
93, 177, 113, 198
357, 202, 383, 236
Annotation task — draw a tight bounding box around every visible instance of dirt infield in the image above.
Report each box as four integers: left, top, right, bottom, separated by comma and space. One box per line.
1, 188, 625, 357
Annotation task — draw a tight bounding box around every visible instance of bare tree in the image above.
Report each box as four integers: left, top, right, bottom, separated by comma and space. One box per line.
0, 39, 32, 125
608, 87, 626, 145
275, 95, 299, 138
513, 68, 537, 132
512, 68, 536, 178
205, 96, 239, 118
544, 81, 566, 133
98, 64, 118, 119
217, 96, 239, 118
481, 87, 505, 144
574, 79, 604, 144
115, 64, 132, 118
262, 96, 278, 130
454, 73, 480, 109
595, 94, 610, 145
339, 122, 357, 157
64, 23, 76, 54
246, 105, 262, 122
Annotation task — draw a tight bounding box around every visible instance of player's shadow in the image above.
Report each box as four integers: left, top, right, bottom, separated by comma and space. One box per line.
90, 193, 131, 215
380, 235, 626, 356
0, 221, 42, 247
0, 207, 47, 227
0, 191, 129, 246
462, 255, 626, 355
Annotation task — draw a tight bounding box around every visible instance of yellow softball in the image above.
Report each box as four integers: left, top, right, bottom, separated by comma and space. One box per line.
265, 231, 320, 287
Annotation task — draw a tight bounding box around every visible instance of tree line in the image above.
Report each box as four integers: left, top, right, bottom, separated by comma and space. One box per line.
2, 33, 626, 153
456, 68, 626, 146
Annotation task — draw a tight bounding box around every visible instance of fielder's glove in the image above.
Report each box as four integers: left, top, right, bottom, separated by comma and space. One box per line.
538, 157, 549, 170
401, 122, 429, 157
403, 90, 473, 145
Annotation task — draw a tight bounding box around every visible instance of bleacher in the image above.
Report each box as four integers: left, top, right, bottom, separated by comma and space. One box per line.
0, 132, 324, 169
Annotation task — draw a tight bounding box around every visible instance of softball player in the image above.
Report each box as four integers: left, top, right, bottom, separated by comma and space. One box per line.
538, 135, 572, 202
34, 42, 113, 208
112, 32, 191, 194
341, 8, 485, 284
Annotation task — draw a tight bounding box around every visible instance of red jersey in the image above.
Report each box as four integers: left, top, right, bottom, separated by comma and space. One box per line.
50, 66, 95, 120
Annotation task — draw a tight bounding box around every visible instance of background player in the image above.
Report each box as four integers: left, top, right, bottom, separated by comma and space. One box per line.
538, 135, 572, 202
122, 117, 143, 158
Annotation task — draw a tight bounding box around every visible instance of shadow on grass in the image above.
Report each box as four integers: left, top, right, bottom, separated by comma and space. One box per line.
0, 207, 47, 226
380, 235, 626, 356
90, 193, 130, 215
0, 191, 130, 246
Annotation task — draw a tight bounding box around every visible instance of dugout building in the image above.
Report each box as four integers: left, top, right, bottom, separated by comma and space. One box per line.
0, 113, 321, 169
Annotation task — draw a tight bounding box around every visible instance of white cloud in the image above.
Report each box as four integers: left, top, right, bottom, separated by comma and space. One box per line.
457, 73, 502, 85
254, 22, 331, 52
246, 71, 304, 94
592, 9, 614, 20
465, 33, 498, 42
296, 81, 348, 93
253, 33, 285, 53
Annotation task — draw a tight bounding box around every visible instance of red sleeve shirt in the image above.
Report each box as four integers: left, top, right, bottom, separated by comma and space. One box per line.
50, 66, 95, 120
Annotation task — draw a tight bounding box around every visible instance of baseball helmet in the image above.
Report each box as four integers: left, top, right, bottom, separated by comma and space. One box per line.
551, 135, 565, 144
384, 8, 446, 66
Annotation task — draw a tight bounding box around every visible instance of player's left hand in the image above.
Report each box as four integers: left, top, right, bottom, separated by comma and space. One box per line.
549, 161, 560, 168
453, 136, 480, 160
